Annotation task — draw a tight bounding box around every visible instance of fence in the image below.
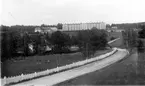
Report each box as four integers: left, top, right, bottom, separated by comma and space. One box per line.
1, 48, 117, 86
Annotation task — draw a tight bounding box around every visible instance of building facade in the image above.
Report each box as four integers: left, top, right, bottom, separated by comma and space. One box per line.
34, 26, 57, 33
62, 22, 106, 31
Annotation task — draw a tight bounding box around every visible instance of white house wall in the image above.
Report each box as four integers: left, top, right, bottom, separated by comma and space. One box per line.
62, 22, 106, 31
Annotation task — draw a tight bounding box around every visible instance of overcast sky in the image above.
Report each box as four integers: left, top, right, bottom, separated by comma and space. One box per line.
1, 0, 145, 26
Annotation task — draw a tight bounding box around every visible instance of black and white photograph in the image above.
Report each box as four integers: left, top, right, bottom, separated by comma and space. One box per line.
0, 0, 145, 85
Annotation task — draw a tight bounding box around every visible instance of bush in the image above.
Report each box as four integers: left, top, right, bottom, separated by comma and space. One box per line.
110, 37, 116, 40
138, 25, 145, 38
137, 40, 145, 52
51, 46, 71, 54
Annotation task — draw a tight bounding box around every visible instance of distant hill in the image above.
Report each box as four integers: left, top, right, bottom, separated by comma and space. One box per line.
111, 22, 145, 29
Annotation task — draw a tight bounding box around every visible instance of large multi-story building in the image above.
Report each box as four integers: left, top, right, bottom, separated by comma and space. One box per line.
62, 22, 106, 31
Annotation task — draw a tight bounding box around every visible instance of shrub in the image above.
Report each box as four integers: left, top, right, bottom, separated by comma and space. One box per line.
110, 37, 116, 40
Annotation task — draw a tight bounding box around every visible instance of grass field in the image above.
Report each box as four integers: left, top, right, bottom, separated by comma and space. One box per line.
107, 32, 124, 48
1, 49, 112, 78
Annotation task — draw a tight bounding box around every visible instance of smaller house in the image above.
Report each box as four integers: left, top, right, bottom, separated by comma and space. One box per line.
107, 26, 124, 32
111, 26, 118, 29
35, 27, 42, 32
34, 26, 57, 34
29, 33, 52, 54
28, 43, 34, 53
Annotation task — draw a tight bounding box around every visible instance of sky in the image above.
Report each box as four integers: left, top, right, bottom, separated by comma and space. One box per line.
1, 0, 145, 26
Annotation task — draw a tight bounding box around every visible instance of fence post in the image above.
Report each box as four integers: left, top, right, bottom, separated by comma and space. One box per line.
3, 76, 7, 85
56, 67, 59, 72
46, 69, 49, 74
35, 72, 37, 77
21, 74, 24, 81
72, 62, 74, 66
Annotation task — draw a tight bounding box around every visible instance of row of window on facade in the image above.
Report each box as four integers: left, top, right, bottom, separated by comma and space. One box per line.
62, 22, 106, 31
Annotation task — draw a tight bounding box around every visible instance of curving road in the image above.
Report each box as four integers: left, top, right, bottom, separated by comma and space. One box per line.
14, 48, 128, 86
57, 50, 138, 85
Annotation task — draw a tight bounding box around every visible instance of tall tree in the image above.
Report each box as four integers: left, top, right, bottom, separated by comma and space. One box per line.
138, 25, 145, 38
51, 31, 71, 53
57, 23, 63, 29
76, 28, 107, 57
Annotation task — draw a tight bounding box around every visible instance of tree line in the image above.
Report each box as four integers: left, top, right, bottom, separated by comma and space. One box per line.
111, 22, 145, 29
1, 25, 108, 62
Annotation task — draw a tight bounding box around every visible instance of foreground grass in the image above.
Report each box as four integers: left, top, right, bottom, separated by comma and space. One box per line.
1, 49, 112, 78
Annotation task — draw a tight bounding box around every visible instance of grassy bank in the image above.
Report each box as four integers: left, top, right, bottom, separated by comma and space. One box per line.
1, 49, 112, 78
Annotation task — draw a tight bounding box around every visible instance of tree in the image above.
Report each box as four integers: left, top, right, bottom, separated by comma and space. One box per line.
123, 28, 138, 52
90, 28, 107, 49
23, 32, 31, 56
70, 36, 79, 45
138, 25, 145, 38
76, 28, 107, 58
57, 23, 63, 29
51, 31, 65, 47
51, 31, 71, 53
1, 26, 20, 61
32, 33, 42, 54
1, 29, 12, 61
137, 25, 145, 52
